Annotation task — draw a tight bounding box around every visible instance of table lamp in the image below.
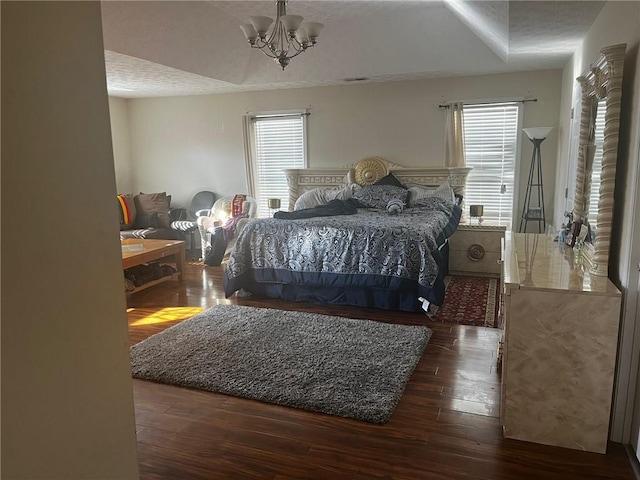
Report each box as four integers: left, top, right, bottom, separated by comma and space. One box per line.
267, 198, 281, 217
470, 205, 484, 225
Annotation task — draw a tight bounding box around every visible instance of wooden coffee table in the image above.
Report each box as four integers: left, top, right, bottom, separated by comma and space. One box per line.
122, 239, 186, 294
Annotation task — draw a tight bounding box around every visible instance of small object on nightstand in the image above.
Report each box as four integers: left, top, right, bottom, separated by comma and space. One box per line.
470, 205, 484, 225
267, 198, 281, 217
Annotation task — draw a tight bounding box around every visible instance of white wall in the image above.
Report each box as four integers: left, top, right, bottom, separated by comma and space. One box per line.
109, 96, 134, 194
1, 2, 139, 478
552, 0, 640, 451
122, 69, 562, 222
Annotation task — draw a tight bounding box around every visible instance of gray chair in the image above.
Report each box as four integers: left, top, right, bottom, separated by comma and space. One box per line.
171, 191, 216, 259
189, 190, 217, 220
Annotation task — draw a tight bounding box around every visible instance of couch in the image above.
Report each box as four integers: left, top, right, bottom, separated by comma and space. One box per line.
117, 192, 188, 241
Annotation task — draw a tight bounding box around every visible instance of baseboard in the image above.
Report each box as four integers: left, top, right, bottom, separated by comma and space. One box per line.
625, 444, 640, 479
449, 271, 500, 278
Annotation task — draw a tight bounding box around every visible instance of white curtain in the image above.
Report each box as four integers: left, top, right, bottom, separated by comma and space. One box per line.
444, 102, 466, 167
241, 115, 257, 197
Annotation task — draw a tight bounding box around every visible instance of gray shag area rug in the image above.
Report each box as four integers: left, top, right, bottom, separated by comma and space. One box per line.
130, 304, 432, 423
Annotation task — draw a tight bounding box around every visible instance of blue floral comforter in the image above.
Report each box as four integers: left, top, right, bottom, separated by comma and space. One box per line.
224, 196, 462, 300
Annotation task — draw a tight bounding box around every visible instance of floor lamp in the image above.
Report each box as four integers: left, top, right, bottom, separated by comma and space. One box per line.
519, 127, 553, 233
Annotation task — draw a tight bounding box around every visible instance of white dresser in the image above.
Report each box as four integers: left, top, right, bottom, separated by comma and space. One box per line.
500, 232, 621, 453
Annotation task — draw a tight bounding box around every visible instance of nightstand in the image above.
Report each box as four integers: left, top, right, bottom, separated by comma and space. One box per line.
449, 223, 507, 275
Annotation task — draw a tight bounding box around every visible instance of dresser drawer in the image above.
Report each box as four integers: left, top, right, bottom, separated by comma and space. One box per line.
448, 224, 506, 275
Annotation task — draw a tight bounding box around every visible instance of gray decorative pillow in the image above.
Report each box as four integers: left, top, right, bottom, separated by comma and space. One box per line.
135, 192, 172, 228
352, 185, 409, 209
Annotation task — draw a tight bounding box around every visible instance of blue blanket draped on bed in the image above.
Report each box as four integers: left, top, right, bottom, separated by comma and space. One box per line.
273, 198, 358, 219
224, 196, 462, 311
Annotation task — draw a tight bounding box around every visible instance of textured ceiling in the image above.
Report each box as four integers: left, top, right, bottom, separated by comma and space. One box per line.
102, 0, 606, 98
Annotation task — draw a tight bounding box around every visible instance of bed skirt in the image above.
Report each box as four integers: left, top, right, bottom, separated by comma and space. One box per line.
224, 242, 449, 312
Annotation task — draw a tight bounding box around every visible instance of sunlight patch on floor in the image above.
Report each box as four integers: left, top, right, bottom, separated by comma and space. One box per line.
130, 307, 205, 326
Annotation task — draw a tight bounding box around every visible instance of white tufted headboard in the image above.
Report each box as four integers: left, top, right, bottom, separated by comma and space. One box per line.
284, 156, 472, 211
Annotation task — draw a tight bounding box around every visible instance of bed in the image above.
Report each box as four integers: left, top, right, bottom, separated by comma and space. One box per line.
223, 157, 471, 312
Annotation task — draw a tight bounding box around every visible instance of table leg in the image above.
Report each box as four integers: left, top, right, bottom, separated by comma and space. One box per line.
175, 243, 186, 282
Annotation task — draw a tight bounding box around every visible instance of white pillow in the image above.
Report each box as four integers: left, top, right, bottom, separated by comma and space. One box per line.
432, 181, 456, 203
408, 181, 455, 206
294, 184, 358, 210
294, 189, 325, 210
407, 184, 437, 205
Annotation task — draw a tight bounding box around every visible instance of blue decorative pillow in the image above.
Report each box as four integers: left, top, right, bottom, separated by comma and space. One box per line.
352, 185, 409, 209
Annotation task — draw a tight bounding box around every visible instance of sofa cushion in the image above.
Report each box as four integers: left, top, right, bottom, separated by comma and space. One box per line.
120, 228, 180, 241
117, 194, 136, 230
134, 192, 171, 228
134, 212, 159, 229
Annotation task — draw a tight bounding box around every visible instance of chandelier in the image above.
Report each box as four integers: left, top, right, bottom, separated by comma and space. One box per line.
240, 0, 324, 70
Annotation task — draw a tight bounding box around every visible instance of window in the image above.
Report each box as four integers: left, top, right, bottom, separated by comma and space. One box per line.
247, 112, 307, 217
463, 102, 522, 229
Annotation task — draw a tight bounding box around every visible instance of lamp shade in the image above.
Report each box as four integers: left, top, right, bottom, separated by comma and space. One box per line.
295, 27, 309, 45
280, 14, 303, 33
523, 127, 553, 140
249, 16, 273, 35
240, 24, 258, 41
470, 205, 484, 217
303, 22, 324, 40
267, 198, 281, 209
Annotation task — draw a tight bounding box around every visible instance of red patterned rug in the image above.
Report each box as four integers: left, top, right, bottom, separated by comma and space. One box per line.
429, 276, 499, 327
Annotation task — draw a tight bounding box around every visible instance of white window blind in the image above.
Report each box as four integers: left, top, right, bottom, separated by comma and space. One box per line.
463, 102, 521, 229
251, 113, 306, 217
588, 99, 607, 233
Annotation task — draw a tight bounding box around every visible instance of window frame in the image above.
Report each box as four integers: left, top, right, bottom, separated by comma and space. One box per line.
245, 110, 308, 217
461, 99, 524, 230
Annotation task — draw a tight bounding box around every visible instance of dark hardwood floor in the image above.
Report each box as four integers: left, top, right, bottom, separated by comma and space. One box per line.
127, 259, 635, 480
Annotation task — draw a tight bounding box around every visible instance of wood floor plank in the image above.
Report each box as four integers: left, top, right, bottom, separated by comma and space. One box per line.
127, 261, 636, 479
